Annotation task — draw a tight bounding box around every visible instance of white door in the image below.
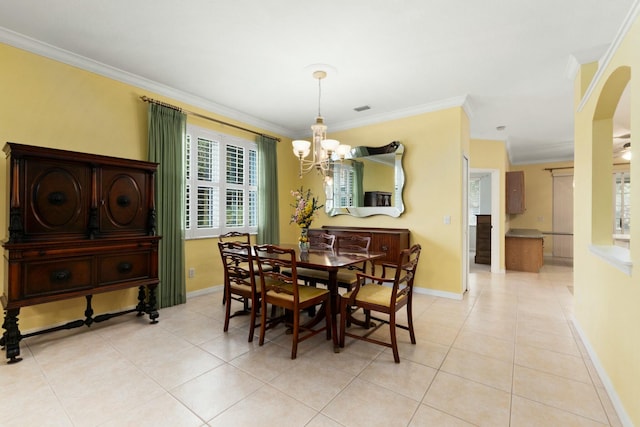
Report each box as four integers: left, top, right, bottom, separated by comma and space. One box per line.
553, 174, 574, 258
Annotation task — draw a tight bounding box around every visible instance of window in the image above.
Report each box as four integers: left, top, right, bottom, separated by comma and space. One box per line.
333, 163, 355, 207
613, 170, 630, 234
185, 124, 258, 239
468, 176, 481, 226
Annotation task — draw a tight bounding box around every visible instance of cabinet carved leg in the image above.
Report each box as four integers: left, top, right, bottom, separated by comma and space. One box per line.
2, 308, 23, 364
147, 285, 159, 324
84, 295, 94, 326
135, 286, 147, 317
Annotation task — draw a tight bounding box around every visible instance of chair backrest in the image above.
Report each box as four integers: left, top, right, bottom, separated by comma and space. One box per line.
218, 241, 256, 291
336, 234, 371, 253
253, 244, 300, 301
218, 231, 251, 244
392, 244, 422, 296
336, 234, 373, 274
308, 231, 336, 250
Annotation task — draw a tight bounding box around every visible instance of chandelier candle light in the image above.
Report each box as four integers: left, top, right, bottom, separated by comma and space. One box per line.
292, 70, 351, 179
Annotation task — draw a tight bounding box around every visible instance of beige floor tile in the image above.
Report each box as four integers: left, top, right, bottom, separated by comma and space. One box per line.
314, 337, 384, 376
198, 329, 261, 361
101, 393, 205, 427
423, 371, 511, 427
516, 327, 581, 356
440, 347, 513, 392
230, 341, 300, 381
461, 317, 516, 342
269, 357, 356, 410
391, 337, 450, 369
359, 355, 437, 400
409, 404, 476, 427
322, 378, 420, 427
136, 344, 225, 389
305, 413, 346, 427
3, 259, 625, 427
515, 342, 591, 383
171, 363, 264, 422
453, 330, 515, 362
207, 385, 317, 427
513, 365, 608, 423
511, 395, 608, 427
52, 359, 166, 426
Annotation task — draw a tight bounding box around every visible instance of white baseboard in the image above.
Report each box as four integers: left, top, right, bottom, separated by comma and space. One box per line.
414, 286, 463, 300
571, 317, 633, 427
187, 284, 223, 299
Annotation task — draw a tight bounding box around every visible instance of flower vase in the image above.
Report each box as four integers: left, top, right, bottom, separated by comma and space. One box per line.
299, 227, 310, 252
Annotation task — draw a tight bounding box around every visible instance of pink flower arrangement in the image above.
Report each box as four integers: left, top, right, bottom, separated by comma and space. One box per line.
290, 187, 323, 229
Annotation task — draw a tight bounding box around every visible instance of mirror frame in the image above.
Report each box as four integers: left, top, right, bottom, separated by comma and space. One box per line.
325, 141, 405, 218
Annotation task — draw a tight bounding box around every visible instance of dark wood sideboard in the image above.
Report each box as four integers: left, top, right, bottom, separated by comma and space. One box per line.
318, 226, 410, 264
1, 143, 161, 363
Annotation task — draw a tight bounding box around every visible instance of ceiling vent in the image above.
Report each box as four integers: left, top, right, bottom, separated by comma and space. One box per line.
353, 105, 371, 112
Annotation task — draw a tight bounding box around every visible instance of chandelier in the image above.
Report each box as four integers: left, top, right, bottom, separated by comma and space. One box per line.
292, 70, 351, 179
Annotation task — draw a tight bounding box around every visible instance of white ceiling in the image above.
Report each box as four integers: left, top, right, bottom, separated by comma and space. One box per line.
0, 0, 635, 164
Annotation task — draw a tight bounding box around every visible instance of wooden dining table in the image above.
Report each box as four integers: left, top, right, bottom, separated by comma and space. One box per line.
277, 244, 386, 351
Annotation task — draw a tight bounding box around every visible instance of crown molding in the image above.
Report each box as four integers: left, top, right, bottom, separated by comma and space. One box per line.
316, 95, 472, 136
0, 27, 294, 137
577, 0, 640, 112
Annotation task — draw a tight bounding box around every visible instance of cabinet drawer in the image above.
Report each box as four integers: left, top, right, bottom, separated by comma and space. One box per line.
98, 251, 151, 285
23, 258, 93, 297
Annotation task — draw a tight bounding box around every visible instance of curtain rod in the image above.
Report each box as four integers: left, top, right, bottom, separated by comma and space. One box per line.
140, 96, 281, 142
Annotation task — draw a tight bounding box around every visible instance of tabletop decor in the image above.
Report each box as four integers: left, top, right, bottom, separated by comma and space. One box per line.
290, 186, 323, 251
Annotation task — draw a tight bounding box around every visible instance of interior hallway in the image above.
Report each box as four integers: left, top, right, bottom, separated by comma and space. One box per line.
0, 258, 622, 426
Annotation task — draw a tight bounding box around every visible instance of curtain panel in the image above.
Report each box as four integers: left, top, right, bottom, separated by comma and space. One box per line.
147, 104, 187, 308
257, 135, 279, 244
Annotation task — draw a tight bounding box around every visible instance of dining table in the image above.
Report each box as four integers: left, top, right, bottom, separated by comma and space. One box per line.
277, 244, 386, 351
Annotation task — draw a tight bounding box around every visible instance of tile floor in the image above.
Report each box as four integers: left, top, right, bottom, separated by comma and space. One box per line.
0, 258, 623, 426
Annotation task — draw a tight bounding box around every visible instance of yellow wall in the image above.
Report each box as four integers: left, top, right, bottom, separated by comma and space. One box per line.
469, 139, 508, 270
0, 43, 291, 330
508, 160, 575, 255
1, 41, 470, 338
314, 107, 469, 296
573, 15, 640, 426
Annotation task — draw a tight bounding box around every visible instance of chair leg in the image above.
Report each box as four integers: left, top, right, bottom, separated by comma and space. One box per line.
407, 297, 416, 344
389, 311, 400, 363
259, 298, 268, 346
339, 299, 347, 348
223, 288, 231, 332
324, 299, 333, 342
291, 310, 299, 359
247, 297, 257, 342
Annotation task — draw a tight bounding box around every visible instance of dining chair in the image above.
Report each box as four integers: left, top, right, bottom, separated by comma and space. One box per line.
254, 244, 335, 359
218, 232, 251, 306
339, 244, 422, 363
334, 234, 373, 289
218, 241, 261, 342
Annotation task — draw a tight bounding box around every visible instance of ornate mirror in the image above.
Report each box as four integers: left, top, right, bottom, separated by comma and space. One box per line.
325, 141, 405, 217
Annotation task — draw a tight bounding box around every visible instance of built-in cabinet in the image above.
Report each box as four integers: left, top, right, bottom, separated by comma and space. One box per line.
1, 143, 161, 363
506, 171, 525, 214
474, 214, 491, 264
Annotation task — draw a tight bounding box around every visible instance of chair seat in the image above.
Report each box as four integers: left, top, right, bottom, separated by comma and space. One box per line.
229, 275, 262, 293
344, 284, 403, 307
264, 280, 330, 303
293, 267, 358, 287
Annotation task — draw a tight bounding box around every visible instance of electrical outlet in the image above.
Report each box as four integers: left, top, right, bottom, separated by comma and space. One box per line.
188, 268, 195, 278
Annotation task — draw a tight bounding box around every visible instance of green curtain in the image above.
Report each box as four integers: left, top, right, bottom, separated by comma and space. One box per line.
353, 160, 364, 207
147, 103, 187, 308
257, 135, 279, 244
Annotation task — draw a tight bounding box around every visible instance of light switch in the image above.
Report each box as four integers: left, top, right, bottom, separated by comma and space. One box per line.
443, 215, 451, 224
